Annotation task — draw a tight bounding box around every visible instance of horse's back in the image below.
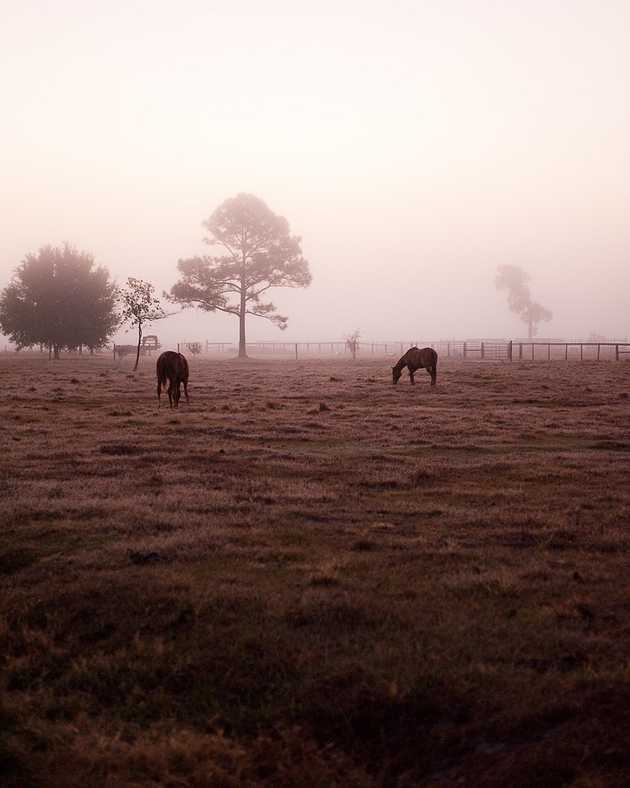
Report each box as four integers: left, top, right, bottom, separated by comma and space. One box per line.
157, 351, 187, 381
407, 346, 437, 369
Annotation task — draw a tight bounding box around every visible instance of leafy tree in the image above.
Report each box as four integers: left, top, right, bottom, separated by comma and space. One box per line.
0, 244, 118, 358
495, 265, 552, 339
118, 278, 167, 371
169, 193, 312, 357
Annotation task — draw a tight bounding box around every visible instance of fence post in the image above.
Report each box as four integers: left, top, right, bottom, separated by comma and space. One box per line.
507, 341, 512, 362
547, 343, 550, 361
597, 344, 601, 361
481, 341, 485, 359
616, 344, 620, 361
447, 342, 451, 358
113, 344, 116, 360
580, 344, 583, 361
463, 341, 467, 359
565, 343, 568, 361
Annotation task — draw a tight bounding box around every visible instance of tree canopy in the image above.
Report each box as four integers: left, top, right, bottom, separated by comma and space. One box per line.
0, 244, 118, 358
169, 193, 311, 357
495, 265, 552, 339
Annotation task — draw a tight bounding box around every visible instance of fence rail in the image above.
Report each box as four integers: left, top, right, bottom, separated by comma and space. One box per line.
171, 339, 630, 362
4, 340, 627, 363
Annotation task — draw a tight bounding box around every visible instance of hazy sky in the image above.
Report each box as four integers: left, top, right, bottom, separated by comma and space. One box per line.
2, 0, 629, 344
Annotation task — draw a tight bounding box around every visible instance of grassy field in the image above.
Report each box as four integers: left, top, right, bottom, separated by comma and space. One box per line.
2, 354, 630, 787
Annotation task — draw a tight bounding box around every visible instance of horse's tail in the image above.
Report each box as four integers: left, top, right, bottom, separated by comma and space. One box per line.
178, 353, 189, 384
156, 358, 167, 404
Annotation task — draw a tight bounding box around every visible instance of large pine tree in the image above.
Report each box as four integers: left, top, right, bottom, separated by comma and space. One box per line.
170, 194, 311, 357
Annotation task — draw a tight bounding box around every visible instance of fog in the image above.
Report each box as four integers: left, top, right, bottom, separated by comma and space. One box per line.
2, 0, 629, 346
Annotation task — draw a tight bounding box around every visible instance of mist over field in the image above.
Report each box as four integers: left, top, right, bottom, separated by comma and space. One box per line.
4, 5, 630, 784
2, 0, 630, 347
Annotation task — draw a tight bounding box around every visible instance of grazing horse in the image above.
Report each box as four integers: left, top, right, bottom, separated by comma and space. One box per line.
156, 351, 189, 408
392, 347, 438, 386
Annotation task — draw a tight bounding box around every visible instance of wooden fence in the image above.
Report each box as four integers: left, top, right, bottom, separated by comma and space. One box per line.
180, 339, 630, 362
3, 339, 629, 363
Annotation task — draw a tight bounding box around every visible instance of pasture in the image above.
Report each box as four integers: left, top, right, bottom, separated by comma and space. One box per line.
2, 354, 630, 787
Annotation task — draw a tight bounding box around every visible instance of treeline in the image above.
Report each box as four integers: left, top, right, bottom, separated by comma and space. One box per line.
0, 245, 118, 359
2, 193, 556, 357
0, 194, 312, 362
0, 245, 168, 363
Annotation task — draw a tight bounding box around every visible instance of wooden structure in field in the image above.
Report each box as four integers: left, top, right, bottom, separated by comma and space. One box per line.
112, 344, 137, 359
141, 335, 160, 354
113, 335, 160, 361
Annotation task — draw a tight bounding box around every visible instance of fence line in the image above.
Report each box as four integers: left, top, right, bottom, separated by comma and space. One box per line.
4, 340, 628, 363
171, 339, 630, 362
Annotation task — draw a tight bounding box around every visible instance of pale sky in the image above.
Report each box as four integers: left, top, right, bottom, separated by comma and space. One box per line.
2, 0, 629, 345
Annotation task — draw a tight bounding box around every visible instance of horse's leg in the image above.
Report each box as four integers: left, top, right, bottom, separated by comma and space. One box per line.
429, 366, 436, 386
409, 368, 415, 385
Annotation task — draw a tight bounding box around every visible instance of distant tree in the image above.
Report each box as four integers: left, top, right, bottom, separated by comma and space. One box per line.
495, 265, 552, 339
345, 329, 361, 361
118, 278, 167, 371
0, 244, 118, 358
169, 193, 312, 358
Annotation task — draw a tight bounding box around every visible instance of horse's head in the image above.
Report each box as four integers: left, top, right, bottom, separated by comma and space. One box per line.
392, 366, 402, 385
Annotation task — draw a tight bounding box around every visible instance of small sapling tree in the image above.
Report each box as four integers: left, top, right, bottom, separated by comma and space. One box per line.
119, 278, 167, 371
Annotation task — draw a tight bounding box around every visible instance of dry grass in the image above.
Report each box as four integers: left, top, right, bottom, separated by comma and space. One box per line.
2, 353, 630, 787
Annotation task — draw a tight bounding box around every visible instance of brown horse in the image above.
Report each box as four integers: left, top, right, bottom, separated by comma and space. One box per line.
156, 351, 189, 408
392, 347, 437, 386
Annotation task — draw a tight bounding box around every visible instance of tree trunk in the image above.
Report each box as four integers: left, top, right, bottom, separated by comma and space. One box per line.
134, 324, 142, 371
53, 344, 60, 360
238, 283, 247, 358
